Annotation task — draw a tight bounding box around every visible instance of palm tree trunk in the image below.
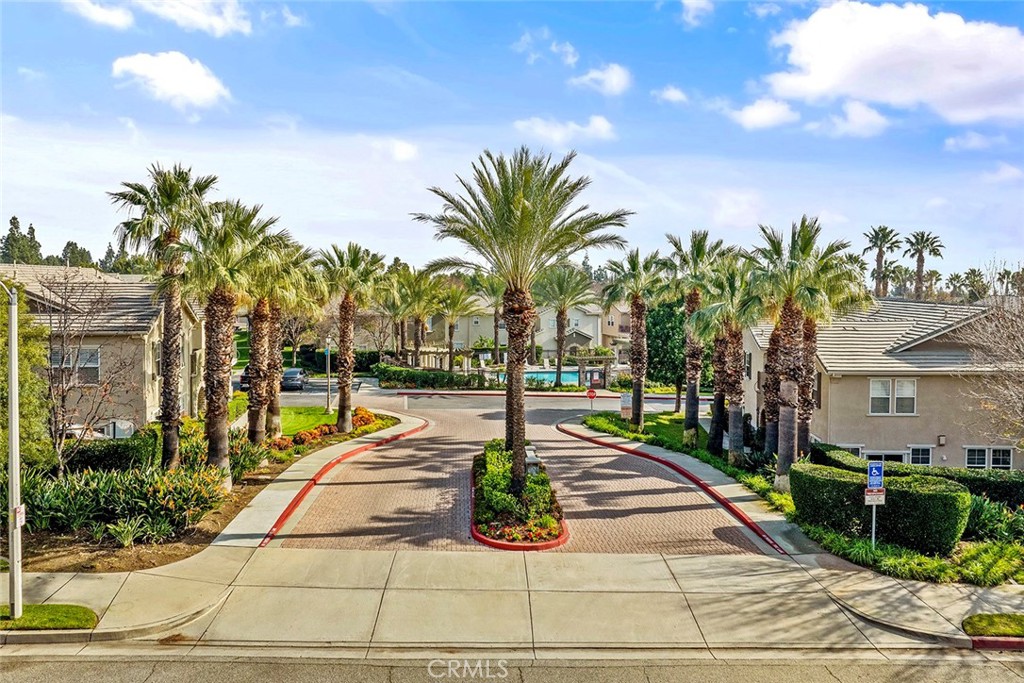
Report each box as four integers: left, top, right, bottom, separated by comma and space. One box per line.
915, 253, 925, 300
493, 305, 501, 364
725, 324, 746, 466
555, 311, 567, 387
503, 286, 534, 498
265, 302, 284, 440
875, 249, 884, 298
335, 295, 356, 433
774, 296, 804, 488
400, 319, 408, 363
246, 297, 271, 444
530, 326, 537, 365
204, 286, 235, 490
763, 326, 782, 456
776, 379, 798, 491
447, 322, 455, 371
708, 333, 728, 456
797, 316, 817, 457
630, 295, 648, 430
673, 376, 682, 414
684, 288, 702, 432
412, 317, 422, 367
160, 273, 184, 469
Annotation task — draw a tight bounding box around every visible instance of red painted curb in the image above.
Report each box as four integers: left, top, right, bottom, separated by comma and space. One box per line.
469, 471, 570, 551
396, 390, 710, 401
258, 418, 429, 548
557, 421, 788, 556
972, 636, 1024, 650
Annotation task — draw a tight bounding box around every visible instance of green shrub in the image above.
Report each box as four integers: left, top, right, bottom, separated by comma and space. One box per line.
228, 428, 269, 482
811, 443, 1024, 508
66, 425, 160, 472
227, 391, 249, 422
964, 495, 1013, 542
372, 363, 488, 390
473, 439, 557, 526
791, 462, 970, 555
107, 517, 145, 547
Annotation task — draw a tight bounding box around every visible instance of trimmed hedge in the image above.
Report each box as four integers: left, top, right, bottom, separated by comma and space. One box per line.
372, 363, 488, 389
66, 425, 160, 472
791, 462, 970, 555
811, 443, 1024, 508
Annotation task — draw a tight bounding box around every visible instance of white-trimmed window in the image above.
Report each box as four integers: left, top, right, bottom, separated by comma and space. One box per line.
549, 319, 556, 328
454, 321, 460, 332
869, 378, 916, 415
50, 347, 100, 385
838, 444, 864, 458
869, 379, 891, 414
909, 446, 932, 466
966, 447, 988, 469
572, 318, 580, 328
865, 451, 907, 464
992, 449, 1012, 470
454, 341, 465, 350
472, 316, 480, 326
607, 316, 615, 327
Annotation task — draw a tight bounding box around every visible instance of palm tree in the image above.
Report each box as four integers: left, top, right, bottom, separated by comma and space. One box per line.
534, 265, 599, 387
317, 243, 386, 432
266, 245, 321, 439
436, 283, 485, 371
373, 274, 410, 356
862, 226, 901, 298
109, 163, 218, 469
178, 201, 284, 487
667, 230, 727, 439
891, 263, 915, 297
692, 257, 759, 465
924, 269, 943, 299
245, 262, 279, 444
399, 268, 442, 368
963, 267, 990, 303
415, 147, 629, 498
471, 272, 505, 364
903, 231, 945, 300
945, 272, 965, 301
746, 216, 852, 489
603, 249, 669, 431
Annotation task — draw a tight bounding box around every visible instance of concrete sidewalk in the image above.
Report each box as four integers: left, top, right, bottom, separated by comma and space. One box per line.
4, 412, 1024, 658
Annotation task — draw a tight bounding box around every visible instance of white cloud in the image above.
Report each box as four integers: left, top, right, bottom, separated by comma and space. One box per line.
112, 51, 231, 111
117, 117, 144, 145
766, 1, 1024, 124
750, 2, 781, 19
568, 64, 632, 96
513, 115, 616, 146
62, 0, 134, 29
281, 5, 306, 28
651, 85, 688, 104
720, 98, 800, 130
133, 0, 251, 37
711, 189, 763, 228
367, 138, 419, 162
511, 27, 551, 64
550, 41, 579, 67
943, 131, 1008, 152
17, 67, 45, 82
681, 0, 714, 27
809, 100, 889, 138
982, 162, 1024, 184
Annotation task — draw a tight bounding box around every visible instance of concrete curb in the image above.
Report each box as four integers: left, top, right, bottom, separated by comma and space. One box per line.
0, 590, 231, 645
971, 635, 1024, 650
828, 594, 973, 649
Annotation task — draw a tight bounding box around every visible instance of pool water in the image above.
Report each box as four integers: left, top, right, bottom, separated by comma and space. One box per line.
498, 370, 601, 384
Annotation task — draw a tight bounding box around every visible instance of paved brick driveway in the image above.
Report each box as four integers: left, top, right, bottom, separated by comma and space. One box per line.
281, 394, 760, 555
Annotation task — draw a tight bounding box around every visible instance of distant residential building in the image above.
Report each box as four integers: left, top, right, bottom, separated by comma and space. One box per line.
743, 298, 1018, 469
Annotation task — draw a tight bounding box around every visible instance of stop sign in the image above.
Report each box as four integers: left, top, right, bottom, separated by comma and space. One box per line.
586, 388, 597, 400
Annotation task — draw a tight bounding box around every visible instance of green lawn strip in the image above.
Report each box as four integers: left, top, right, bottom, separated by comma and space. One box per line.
0, 604, 98, 630
280, 407, 339, 436
233, 330, 250, 368
963, 613, 1024, 637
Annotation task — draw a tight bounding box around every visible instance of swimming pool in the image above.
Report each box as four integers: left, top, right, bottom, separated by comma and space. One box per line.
498, 370, 602, 385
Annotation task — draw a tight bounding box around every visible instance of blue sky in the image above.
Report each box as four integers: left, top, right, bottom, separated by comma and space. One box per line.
2, 1, 1022, 277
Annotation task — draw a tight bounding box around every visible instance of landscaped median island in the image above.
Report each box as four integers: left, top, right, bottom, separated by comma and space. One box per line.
471, 438, 566, 547
3, 407, 398, 573
581, 411, 1024, 586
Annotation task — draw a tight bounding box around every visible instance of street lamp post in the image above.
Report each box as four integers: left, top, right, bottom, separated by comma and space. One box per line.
325, 337, 334, 414
2, 283, 22, 620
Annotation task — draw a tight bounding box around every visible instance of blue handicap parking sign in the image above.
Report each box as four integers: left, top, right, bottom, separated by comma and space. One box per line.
868, 461, 884, 489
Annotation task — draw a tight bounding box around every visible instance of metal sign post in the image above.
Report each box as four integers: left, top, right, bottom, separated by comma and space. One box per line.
2, 283, 22, 620
866, 461, 885, 549
586, 388, 596, 412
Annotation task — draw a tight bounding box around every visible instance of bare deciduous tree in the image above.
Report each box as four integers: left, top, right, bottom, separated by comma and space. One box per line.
37, 268, 142, 474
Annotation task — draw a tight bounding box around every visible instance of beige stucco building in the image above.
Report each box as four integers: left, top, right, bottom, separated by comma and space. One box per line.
743, 299, 1018, 470
0, 264, 204, 437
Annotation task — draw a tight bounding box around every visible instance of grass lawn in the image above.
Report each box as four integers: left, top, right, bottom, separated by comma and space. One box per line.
585, 411, 709, 450
234, 330, 250, 369
0, 604, 98, 630
281, 406, 338, 436
963, 613, 1024, 637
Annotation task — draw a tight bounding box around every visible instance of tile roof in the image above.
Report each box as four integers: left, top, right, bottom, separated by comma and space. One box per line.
749, 298, 990, 375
